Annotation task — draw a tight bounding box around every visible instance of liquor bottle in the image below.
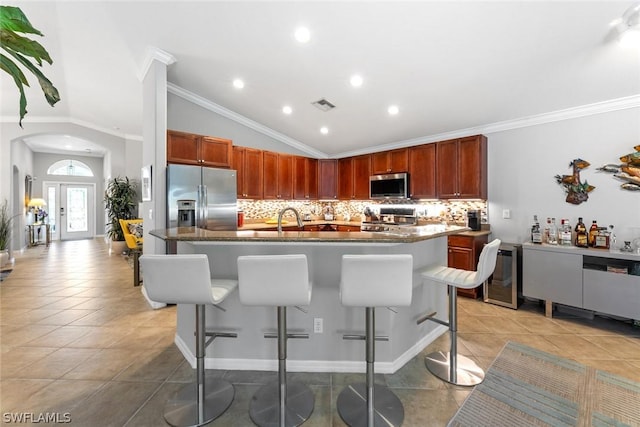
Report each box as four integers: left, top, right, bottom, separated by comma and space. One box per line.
531, 215, 542, 244
559, 218, 572, 246
543, 217, 551, 243
588, 220, 599, 247
574, 217, 588, 247
548, 217, 558, 245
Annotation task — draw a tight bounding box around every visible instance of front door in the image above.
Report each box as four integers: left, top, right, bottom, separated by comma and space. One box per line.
59, 184, 95, 241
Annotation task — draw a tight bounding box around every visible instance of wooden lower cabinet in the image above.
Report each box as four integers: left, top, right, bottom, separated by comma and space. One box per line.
448, 234, 489, 298
337, 225, 360, 232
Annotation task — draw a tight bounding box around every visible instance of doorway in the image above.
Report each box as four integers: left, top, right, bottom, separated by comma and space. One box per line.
44, 182, 96, 241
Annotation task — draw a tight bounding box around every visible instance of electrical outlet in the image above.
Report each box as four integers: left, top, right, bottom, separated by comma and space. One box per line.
313, 318, 323, 334
502, 209, 511, 219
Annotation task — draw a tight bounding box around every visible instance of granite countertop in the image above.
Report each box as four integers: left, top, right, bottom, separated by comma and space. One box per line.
149, 224, 470, 244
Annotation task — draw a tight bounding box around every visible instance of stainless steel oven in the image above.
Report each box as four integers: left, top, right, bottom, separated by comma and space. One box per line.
483, 242, 522, 309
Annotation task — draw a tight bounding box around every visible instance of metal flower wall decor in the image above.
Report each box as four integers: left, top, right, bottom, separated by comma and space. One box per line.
555, 159, 595, 205
597, 145, 640, 192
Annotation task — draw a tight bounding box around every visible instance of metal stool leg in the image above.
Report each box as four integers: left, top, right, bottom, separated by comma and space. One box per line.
249, 306, 314, 427
163, 304, 235, 427
424, 285, 484, 386
133, 250, 141, 286
337, 307, 404, 427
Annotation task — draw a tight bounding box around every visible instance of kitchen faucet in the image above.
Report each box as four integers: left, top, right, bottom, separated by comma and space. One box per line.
278, 207, 304, 232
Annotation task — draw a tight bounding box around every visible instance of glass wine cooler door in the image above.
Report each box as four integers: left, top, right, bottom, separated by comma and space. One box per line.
483, 243, 523, 309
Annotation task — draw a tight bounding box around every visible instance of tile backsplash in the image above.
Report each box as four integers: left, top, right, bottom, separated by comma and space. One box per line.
238, 199, 488, 224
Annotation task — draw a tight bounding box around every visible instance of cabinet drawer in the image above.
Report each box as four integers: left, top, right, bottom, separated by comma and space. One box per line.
448, 235, 474, 248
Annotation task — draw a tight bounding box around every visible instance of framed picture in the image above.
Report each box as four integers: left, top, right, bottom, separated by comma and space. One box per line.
141, 165, 152, 201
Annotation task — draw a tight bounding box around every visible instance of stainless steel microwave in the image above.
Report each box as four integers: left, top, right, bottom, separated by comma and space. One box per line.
370, 173, 409, 199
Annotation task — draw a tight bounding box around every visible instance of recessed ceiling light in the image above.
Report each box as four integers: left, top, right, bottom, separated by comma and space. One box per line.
282, 105, 293, 115
320, 127, 329, 135
388, 105, 400, 115
233, 79, 245, 89
350, 74, 363, 87
294, 27, 311, 43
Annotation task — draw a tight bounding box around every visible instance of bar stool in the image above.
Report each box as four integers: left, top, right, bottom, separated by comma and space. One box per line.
337, 254, 413, 427
139, 254, 238, 427
237, 254, 314, 427
417, 238, 500, 386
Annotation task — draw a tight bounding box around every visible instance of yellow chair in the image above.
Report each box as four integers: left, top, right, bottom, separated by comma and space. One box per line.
120, 219, 143, 286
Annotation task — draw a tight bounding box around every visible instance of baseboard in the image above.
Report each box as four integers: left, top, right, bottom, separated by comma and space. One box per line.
140, 285, 167, 310
173, 324, 448, 374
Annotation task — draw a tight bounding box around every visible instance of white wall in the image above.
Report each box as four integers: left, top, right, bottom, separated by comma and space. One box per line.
168, 93, 312, 157
486, 106, 640, 245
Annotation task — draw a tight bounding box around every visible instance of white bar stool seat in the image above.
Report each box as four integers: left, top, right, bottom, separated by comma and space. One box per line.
139, 254, 238, 427
237, 254, 314, 427
337, 254, 413, 427
418, 238, 500, 386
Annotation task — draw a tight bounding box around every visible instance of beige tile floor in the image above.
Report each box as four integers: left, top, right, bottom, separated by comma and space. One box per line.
1, 238, 639, 426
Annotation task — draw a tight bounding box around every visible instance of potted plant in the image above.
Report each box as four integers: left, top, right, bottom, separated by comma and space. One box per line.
0, 199, 16, 268
104, 177, 137, 254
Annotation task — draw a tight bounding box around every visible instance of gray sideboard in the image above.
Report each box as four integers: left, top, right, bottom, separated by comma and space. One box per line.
522, 243, 640, 319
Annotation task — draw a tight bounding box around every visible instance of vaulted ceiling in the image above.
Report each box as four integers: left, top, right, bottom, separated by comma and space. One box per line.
2, 1, 639, 158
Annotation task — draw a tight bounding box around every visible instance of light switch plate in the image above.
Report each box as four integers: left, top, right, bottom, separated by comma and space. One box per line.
502, 209, 511, 219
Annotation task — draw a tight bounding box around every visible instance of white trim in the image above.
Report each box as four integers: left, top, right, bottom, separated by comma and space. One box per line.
333, 94, 640, 158
140, 285, 167, 310
167, 82, 328, 159
137, 46, 177, 82
173, 324, 448, 374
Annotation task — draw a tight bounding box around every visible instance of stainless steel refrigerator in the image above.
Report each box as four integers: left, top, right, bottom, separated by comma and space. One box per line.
166, 164, 238, 230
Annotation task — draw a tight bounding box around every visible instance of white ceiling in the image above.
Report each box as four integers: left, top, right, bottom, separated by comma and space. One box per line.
2, 1, 639, 158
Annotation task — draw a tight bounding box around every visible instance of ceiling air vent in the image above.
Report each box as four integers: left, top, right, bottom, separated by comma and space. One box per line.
311, 98, 336, 112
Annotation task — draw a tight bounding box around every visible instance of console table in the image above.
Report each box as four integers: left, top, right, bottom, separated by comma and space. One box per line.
27, 223, 50, 247
523, 243, 640, 320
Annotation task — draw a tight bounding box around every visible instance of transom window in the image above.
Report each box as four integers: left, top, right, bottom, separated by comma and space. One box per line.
47, 160, 94, 177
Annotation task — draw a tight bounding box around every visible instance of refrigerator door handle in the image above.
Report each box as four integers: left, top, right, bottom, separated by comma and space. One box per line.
199, 184, 208, 228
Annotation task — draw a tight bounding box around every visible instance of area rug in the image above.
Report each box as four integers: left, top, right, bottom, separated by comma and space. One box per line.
448, 341, 640, 427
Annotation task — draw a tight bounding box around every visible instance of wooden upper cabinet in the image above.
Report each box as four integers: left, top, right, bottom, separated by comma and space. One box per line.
293, 156, 318, 200
436, 135, 487, 199
263, 151, 293, 199
371, 148, 408, 175
167, 130, 232, 168
338, 155, 371, 200
233, 146, 263, 199
408, 143, 436, 199
318, 159, 338, 199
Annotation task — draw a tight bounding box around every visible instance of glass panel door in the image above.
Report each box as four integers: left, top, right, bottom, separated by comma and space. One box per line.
60, 184, 95, 240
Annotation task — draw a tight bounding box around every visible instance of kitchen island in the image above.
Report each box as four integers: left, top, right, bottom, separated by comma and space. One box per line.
149, 224, 468, 373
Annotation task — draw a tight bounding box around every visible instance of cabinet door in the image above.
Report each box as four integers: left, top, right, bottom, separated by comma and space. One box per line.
458, 135, 487, 199
522, 248, 582, 307
167, 130, 200, 165
294, 157, 318, 200
232, 146, 245, 198
389, 149, 409, 173
371, 152, 389, 175
277, 154, 293, 199
448, 246, 474, 270
199, 136, 232, 168
318, 160, 337, 199
352, 155, 371, 199
263, 151, 279, 199
409, 143, 436, 198
338, 158, 353, 199
243, 148, 263, 199
337, 225, 361, 232
436, 139, 459, 199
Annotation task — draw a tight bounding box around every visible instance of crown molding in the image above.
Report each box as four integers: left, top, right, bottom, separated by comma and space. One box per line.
167, 82, 328, 159
137, 46, 177, 82
0, 115, 142, 141
333, 94, 640, 158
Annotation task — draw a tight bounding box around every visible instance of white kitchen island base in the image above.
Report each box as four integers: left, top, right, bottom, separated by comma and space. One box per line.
151, 229, 458, 374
